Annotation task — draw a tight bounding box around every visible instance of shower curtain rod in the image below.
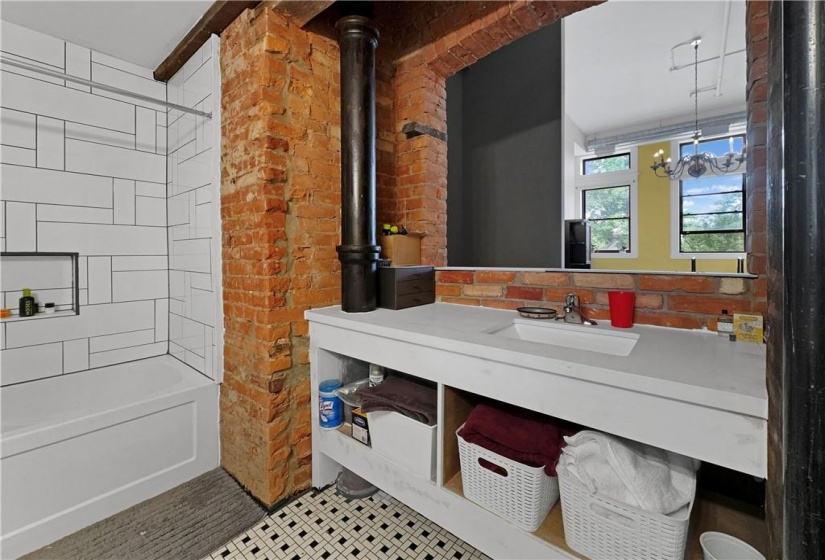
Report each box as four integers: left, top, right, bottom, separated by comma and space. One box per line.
0, 57, 213, 119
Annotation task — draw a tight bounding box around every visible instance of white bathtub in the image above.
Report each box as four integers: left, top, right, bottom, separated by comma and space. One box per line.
0, 355, 219, 559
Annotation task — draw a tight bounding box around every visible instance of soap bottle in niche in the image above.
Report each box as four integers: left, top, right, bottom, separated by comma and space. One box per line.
717, 309, 734, 337
19, 288, 36, 317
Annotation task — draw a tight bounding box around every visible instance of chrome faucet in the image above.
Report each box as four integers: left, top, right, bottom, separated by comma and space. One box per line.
555, 293, 597, 326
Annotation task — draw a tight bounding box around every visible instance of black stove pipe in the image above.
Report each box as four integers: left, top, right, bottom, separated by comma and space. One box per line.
775, 2, 825, 558
336, 15, 380, 313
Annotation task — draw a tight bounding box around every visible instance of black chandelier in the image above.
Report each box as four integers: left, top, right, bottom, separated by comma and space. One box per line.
651, 39, 747, 180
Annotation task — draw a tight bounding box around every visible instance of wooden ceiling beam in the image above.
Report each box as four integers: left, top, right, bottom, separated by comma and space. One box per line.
266, 0, 336, 28
154, 0, 260, 82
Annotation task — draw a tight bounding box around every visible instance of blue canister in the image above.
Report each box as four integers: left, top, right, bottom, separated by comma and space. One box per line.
319, 379, 343, 429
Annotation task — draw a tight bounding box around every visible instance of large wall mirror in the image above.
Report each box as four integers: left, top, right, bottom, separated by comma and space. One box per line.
446, 0, 747, 274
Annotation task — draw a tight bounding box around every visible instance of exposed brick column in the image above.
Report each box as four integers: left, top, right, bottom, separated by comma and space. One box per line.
746, 2, 778, 557
376, 52, 398, 228
393, 57, 448, 265
220, 5, 340, 506
746, 1, 768, 317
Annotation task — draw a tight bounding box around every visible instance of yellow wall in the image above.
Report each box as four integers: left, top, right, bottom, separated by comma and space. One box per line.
591, 141, 740, 273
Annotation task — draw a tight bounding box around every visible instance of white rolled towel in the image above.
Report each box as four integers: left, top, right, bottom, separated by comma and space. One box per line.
560, 430, 700, 515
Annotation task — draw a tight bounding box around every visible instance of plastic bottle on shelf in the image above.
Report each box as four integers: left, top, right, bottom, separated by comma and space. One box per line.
19, 288, 36, 317
369, 364, 385, 387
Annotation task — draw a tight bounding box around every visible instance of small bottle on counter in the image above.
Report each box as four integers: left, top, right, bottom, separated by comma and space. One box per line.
369, 364, 385, 387
717, 309, 734, 338
19, 288, 36, 317
44, 302, 56, 314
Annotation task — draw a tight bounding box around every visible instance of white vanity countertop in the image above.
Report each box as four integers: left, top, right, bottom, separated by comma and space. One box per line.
306, 303, 767, 419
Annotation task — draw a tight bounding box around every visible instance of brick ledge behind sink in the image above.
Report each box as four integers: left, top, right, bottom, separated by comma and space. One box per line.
436, 266, 758, 279
435, 269, 763, 332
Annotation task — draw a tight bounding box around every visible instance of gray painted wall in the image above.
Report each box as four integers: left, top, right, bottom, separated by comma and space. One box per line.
447, 23, 562, 267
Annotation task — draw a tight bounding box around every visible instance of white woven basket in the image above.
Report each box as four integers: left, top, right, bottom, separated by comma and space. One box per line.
557, 461, 694, 560
456, 425, 559, 532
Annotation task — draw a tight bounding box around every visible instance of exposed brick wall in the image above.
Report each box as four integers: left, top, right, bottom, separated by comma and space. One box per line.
376, 51, 398, 228
220, 5, 340, 505
745, 1, 769, 319
745, 2, 779, 557
436, 270, 754, 331
375, 1, 509, 62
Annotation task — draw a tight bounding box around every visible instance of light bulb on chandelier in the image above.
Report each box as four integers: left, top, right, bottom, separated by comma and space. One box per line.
650, 39, 747, 180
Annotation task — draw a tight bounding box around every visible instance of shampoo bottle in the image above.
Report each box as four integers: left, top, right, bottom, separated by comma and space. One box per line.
19, 288, 36, 317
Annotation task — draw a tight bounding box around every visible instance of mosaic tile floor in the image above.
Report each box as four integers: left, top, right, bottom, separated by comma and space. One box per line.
204, 486, 491, 560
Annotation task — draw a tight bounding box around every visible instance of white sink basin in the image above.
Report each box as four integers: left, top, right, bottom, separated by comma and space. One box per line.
487, 319, 639, 356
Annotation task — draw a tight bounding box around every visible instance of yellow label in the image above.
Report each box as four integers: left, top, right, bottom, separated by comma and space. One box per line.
734, 313, 764, 343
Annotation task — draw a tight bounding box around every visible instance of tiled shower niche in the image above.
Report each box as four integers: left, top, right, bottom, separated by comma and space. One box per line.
0, 252, 79, 318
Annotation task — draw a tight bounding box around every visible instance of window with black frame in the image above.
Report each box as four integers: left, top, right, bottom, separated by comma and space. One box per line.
582, 185, 631, 253
582, 153, 631, 175
679, 134, 746, 253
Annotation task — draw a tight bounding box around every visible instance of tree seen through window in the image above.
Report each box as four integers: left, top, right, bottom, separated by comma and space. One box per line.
583, 185, 630, 253
679, 135, 745, 253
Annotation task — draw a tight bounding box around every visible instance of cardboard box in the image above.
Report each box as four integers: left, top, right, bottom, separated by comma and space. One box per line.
379, 234, 423, 266
369, 410, 436, 481
351, 408, 371, 446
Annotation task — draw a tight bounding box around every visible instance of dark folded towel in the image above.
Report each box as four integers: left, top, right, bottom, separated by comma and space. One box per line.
458, 401, 576, 477
358, 377, 437, 426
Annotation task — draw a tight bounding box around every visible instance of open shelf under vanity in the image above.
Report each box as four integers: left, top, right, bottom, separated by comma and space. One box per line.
440, 385, 768, 559
307, 306, 769, 559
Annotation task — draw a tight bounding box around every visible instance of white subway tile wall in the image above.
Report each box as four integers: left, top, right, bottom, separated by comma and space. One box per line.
0, 21, 170, 386
87, 257, 113, 304
167, 37, 220, 380
63, 338, 90, 373
1, 343, 64, 385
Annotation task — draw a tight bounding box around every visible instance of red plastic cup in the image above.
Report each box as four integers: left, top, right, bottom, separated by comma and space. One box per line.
608, 291, 635, 328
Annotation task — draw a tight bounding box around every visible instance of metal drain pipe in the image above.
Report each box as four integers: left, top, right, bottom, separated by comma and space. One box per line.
336, 15, 380, 313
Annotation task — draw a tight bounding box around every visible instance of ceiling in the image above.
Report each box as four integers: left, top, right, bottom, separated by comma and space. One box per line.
0, 1, 213, 70
564, 0, 747, 137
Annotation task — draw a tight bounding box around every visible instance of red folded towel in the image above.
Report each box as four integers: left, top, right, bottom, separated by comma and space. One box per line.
458, 401, 576, 477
